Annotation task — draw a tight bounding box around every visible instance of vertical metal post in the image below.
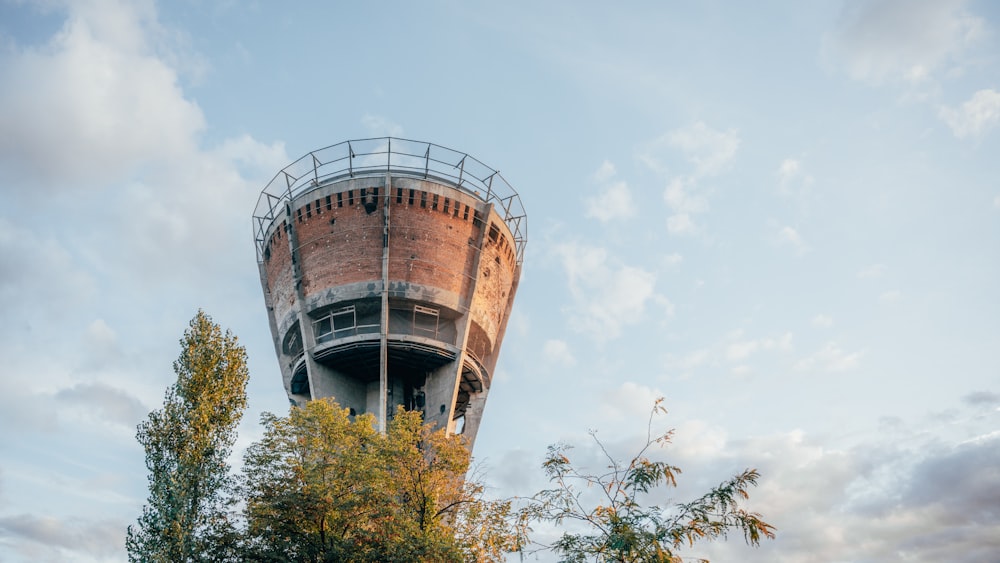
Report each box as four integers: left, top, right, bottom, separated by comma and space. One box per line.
378, 171, 391, 433
285, 202, 320, 401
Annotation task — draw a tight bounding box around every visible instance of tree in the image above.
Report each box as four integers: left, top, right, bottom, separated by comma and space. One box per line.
523, 398, 774, 562
127, 311, 249, 563
240, 398, 524, 562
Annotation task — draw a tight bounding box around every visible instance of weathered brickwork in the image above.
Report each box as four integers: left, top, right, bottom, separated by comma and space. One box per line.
262, 221, 295, 327
262, 177, 517, 325
296, 189, 384, 297
258, 170, 522, 445
467, 211, 518, 355
388, 200, 480, 299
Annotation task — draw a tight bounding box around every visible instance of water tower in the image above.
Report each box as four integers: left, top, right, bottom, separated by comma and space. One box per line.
252, 138, 526, 446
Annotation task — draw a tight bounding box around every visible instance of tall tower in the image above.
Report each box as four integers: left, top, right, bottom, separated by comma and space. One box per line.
253, 138, 526, 446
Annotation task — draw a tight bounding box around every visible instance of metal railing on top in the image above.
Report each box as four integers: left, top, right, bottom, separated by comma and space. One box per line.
252, 137, 527, 264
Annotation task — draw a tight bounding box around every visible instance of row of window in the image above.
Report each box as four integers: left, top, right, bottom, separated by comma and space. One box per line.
312, 303, 442, 344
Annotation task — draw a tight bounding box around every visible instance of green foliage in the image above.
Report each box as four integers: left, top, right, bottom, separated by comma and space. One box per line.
523, 398, 775, 562
126, 311, 249, 563
126, 317, 769, 563
240, 398, 524, 562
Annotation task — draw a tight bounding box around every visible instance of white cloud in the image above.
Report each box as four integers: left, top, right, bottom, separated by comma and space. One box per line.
55, 382, 147, 428
0, 3, 204, 188
542, 339, 576, 366
361, 114, 404, 137
777, 158, 814, 195
939, 89, 1000, 139
826, 0, 985, 84
666, 212, 695, 235
777, 226, 810, 255
643, 123, 738, 236
592, 159, 616, 183
663, 177, 708, 214
858, 263, 887, 278
0, 218, 97, 319
726, 332, 793, 361
879, 289, 903, 303
795, 341, 863, 372
663, 177, 709, 235
662, 252, 683, 267
597, 381, 664, 421
777, 158, 801, 185
670, 418, 729, 460
553, 241, 665, 341
812, 314, 834, 328
678, 349, 709, 370
585, 179, 635, 222
0, 514, 126, 561
663, 122, 741, 177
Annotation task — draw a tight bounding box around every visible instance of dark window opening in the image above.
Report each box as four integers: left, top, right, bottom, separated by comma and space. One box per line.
432, 194, 439, 210
290, 373, 309, 395
463, 205, 470, 220
408, 189, 415, 205
488, 224, 500, 243
348, 190, 354, 206
337, 192, 343, 207
296, 208, 303, 223
282, 327, 303, 356
420, 191, 427, 208
443, 198, 450, 214
413, 305, 439, 338
326, 195, 332, 211
305, 203, 312, 218
396, 187, 404, 204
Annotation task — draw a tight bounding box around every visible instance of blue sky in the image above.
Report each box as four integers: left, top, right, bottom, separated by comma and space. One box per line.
1, 0, 999, 561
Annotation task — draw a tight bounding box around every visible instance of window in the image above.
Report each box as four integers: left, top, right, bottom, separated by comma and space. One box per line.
331, 306, 356, 336
413, 305, 439, 338
313, 305, 379, 342
315, 316, 332, 342
290, 372, 309, 395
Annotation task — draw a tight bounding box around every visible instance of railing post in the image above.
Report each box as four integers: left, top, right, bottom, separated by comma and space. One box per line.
456, 155, 466, 186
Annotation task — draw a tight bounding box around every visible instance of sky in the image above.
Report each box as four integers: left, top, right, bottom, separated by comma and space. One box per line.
0, 0, 998, 561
